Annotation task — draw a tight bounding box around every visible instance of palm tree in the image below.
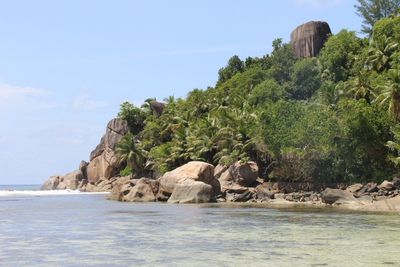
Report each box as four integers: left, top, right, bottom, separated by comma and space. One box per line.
339, 71, 376, 103
116, 132, 149, 178
374, 69, 400, 120
366, 36, 398, 72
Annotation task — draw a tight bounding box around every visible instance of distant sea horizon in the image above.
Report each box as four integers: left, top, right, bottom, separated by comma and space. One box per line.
0, 184, 41, 190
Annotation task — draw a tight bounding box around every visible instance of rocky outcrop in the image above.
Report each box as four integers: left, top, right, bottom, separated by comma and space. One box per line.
86, 118, 129, 184
290, 21, 331, 58
149, 100, 165, 117
41, 176, 60, 190
42, 118, 129, 192
41, 170, 84, 190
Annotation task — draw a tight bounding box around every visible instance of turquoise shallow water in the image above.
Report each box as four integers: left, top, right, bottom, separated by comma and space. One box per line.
0, 186, 399, 267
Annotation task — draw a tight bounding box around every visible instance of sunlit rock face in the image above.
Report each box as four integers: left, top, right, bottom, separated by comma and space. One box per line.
290, 21, 331, 58
86, 118, 129, 184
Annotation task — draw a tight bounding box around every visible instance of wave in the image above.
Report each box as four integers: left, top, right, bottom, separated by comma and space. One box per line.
0, 189, 109, 197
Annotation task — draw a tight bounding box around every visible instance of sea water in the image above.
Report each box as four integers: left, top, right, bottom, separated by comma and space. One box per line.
0, 185, 399, 267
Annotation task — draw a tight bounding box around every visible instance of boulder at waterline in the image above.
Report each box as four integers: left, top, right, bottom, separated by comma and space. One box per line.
123, 178, 159, 202
41, 176, 60, 190
168, 180, 213, 204
158, 161, 217, 195
321, 188, 357, 205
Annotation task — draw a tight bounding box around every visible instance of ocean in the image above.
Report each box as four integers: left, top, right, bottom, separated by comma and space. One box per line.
0, 185, 399, 266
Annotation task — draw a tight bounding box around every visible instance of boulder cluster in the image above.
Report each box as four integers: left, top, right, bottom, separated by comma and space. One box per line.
41, 118, 129, 192
108, 161, 265, 204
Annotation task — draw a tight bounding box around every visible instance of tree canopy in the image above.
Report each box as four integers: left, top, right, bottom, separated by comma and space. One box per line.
115, 10, 400, 185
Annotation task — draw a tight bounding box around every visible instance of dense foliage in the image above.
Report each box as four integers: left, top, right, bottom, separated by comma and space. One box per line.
355, 0, 400, 35
116, 12, 400, 185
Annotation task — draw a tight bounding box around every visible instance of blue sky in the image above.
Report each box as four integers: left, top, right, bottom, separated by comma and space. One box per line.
0, 0, 362, 185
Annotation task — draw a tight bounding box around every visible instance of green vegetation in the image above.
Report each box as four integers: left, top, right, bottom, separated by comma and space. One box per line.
355, 0, 400, 35
115, 8, 400, 185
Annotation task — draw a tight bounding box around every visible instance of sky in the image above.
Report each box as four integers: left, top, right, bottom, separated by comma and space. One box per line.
0, 0, 362, 185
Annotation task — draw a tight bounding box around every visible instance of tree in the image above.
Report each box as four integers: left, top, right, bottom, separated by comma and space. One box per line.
318, 30, 364, 82
116, 132, 149, 178
249, 79, 285, 106
217, 55, 245, 85
374, 69, 400, 120
338, 71, 375, 103
289, 58, 322, 100
270, 38, 297, 84
355, 0, 400, 35
366, 35, 398, 71
118, 102, 146, 134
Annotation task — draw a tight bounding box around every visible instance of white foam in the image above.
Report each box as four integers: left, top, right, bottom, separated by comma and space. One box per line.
0, 189, 109, 197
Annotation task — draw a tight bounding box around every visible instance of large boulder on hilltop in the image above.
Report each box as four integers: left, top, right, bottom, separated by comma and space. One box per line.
168, 180, 213, 204
290, 21, 331, 58
158, 161, 216, 194
86, 118, 129, 183
321, 188, 357, 205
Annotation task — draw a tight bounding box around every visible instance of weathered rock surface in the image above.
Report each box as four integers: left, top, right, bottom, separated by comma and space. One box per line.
158, 161, 216, 194
379, 180, 394, 191
346, 183, 363, 194
321, 188, 357, 205
290, 21, 331, 58
42, 118, 129, 191
168, 181, 213, 204
107, 176, 133, 201
41, 176, 60, 190
124, 178, 159, 202
218, 161, 259, 194
86, 118, 129, 184
149, 100, 165, 117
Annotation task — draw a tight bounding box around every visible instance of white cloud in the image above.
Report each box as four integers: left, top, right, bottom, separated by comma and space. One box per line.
294, 0, 344, 8
0, 83, 55, 113
72, 93, 109, 111
0, 83, 47, 102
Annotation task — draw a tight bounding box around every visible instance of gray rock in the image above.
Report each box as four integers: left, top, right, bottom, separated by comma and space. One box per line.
168, 181, 213, 204
41, 176, 60, 190
321, 188, 357, 205
226, 190, 253, 202
123, 178, 159, 202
